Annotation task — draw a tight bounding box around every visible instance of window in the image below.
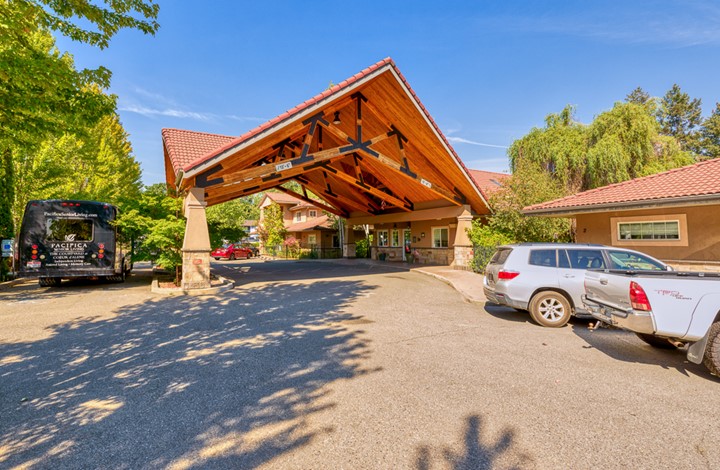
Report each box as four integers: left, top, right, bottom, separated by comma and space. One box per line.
529, 249, 557, 267
377, 230, 389, 247
567, 249, 606, 269
618, 221, 680, 240
432, 227, 449, 248
489, 248, 512, 265
391, 229, 400, 247
46, 219, 93, 242
294, 211, 302, 222
308, 210, 317, 218
607, 250, 665, 271
558, 250, 571, 268
308, 234, 316, 245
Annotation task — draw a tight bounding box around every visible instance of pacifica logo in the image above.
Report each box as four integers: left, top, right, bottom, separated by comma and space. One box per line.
64, 234, 77, 241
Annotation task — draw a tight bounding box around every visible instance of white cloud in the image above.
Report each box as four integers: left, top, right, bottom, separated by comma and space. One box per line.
446, 136, 508, 149
119, 105, 214, 121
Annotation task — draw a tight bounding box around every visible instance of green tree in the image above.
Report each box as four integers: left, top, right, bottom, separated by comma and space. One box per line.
0, 148, 13, 280
258, 202, 286, 254
626, 87, 651, 105
206, 196, 260, 248
116, 184, 185, 283
657, 84, 702, 152
585, 102, 692, 188
508, 105, 588, 194
698, 103, 720, 160
486, 159, 572, 243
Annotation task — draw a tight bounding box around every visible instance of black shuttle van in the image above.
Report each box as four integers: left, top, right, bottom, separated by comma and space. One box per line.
17, 200, 132, 287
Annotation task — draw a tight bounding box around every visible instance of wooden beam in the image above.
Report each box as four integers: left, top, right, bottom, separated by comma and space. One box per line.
275, 185, 348, 218
296, 176, 375, 214
357, 148, 461, 206
323, 163, 412, 211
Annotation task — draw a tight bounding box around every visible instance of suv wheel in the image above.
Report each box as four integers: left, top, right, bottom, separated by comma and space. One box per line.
529, 291, 571, 328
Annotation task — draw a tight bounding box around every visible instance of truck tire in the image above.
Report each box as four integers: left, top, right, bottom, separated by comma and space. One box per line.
529, 291, 571, 328
635, 333, 678, 349
703, 321, 720, 376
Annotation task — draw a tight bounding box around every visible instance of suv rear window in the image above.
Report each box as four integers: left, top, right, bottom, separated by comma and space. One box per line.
529, 249, 557, 267
489, 248, 512, 265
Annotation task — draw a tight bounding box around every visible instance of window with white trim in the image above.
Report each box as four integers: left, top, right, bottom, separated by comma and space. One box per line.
294, 211, 302, 222
391, 229, 400, 247
377, 230, 389, 247
618, 220, 680, 240
308, 210, 317, 218
308, 234, 316, 245
432, 226, 449, 248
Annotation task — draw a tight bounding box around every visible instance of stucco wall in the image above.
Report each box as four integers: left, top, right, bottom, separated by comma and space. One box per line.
575, 204, 720, 264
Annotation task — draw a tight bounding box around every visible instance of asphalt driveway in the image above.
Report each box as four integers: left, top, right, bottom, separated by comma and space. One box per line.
1, 260, 719, 469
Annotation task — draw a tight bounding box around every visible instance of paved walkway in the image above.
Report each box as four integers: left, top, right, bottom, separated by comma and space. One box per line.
293, 257, 487, 303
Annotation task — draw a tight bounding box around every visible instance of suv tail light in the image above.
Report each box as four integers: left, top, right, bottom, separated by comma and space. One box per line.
630, 281, 652, 311
498, 270, 520, 280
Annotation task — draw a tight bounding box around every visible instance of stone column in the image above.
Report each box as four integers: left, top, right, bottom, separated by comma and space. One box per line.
452, 205, 474, 270
181, 187, 212, 290
342, 224, 357, 258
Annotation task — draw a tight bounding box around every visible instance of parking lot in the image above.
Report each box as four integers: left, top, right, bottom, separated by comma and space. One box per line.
1, 260, 719, 469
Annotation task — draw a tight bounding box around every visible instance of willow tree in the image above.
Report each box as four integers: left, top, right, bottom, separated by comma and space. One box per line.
508, 106, 588, 194
585, 102, 693, 188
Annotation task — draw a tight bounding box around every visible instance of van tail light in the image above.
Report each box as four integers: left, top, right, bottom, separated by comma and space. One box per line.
630, 281, 652, 311
498, 270, 520, 280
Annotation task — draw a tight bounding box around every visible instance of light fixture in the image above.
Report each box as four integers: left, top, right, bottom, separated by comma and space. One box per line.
332, 111, 341, 125
421, 232, 425, 238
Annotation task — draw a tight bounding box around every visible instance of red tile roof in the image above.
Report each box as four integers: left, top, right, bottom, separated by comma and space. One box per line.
286, 214, 333, 232
161, 129, 235, 174
263, 192, 304, 205
524, 158, 720, 214
468, 169, 509, 199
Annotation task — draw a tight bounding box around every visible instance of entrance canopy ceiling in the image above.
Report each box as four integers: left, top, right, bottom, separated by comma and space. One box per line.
163, 58, 491, 218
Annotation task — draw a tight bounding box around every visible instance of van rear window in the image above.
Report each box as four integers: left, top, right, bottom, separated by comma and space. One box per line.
46, 218, 93, 242
489, 248, 512, 264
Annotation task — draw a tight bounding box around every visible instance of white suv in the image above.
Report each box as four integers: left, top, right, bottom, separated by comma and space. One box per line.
483, 243, 670, 327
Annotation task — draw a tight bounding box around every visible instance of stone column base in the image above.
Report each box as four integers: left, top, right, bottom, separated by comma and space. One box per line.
182, 250, 211, 290
452, 245, 474, 271
343, 243, 356, 258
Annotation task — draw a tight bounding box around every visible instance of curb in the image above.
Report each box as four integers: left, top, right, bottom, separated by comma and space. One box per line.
151, 275, 235, 296
0, 278, 25, 291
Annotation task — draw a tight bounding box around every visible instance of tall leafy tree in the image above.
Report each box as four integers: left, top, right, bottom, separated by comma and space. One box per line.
657, 83, 702, 152
258, 202, 287, 253
586, 102, 692, 188
508, 105, 588, 194
206, 196, 261, 248
698, 103, 720, 160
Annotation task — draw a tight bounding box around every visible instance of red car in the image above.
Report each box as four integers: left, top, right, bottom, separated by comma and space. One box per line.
211, 243, 253, 260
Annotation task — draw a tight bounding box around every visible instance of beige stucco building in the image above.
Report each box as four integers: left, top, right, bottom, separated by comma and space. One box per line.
524, 158, 720, 271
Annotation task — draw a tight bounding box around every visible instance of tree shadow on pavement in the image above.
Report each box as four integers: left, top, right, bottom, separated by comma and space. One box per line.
0, 279, 377, 468
414, 414, 534, 469
571, 324, 719, 381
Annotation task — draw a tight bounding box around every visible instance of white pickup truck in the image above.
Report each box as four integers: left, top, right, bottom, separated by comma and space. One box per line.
583, 269, 720, 376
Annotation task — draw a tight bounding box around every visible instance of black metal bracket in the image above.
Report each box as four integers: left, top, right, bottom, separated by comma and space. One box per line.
196, 165, 224, 188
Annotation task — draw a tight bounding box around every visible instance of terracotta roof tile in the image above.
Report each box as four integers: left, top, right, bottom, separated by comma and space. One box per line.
286, 215, 333, 232
524, 158, 720, 213
264, 192, 303, 205
161, 129, 235, 174
468, 169, 509, 199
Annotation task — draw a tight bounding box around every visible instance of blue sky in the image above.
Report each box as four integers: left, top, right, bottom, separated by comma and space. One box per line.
55, 0, 720, 185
